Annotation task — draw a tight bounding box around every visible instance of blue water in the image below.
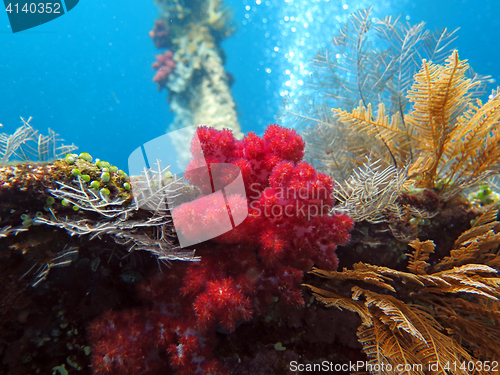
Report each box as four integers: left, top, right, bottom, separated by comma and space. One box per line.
0, 0, 499, 171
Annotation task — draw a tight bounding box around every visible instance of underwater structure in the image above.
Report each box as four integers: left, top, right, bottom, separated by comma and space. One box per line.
1, 6, 500, 375
149, 0, 243, 166
150, 0, 241, 135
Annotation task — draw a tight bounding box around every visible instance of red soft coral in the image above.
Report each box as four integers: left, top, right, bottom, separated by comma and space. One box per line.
194, 278, 252, 332
89, 124, 353, 375
174, 124, 353, 271
88, 310, 173, 375
152, 50, 175, 91
262, 124, 305, 163
149, 20, 171, 49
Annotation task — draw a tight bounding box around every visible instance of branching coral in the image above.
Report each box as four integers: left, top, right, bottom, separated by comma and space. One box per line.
0, 149, 198, 286
0, 117, 76, 163
35, 158, 198, 265
332, 157, 410, 223
330, 157, 437, 244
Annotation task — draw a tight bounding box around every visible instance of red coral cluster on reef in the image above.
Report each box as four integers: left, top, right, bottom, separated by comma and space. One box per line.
88, 125, 354, 374
150, 20, 175, 91
152, 50, 175, 91
149, 20, 171, 49
177, 124, 352, 271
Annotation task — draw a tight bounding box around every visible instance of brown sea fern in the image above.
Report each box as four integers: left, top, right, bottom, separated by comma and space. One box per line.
305, 207, 500, 374
281, 8, 462, 180
333, 51, 500, 195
